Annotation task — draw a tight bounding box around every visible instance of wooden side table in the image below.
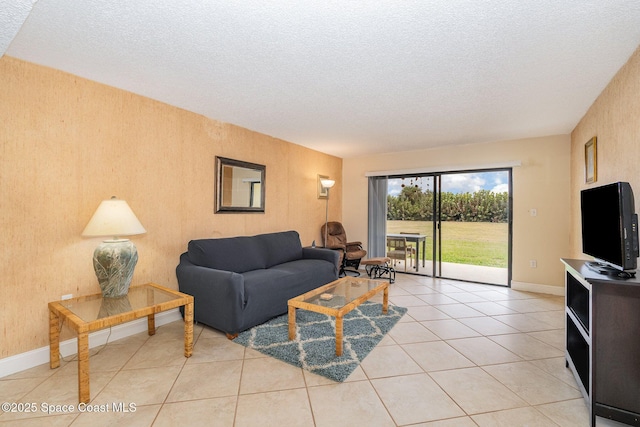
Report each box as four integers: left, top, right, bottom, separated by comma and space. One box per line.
48, 283, 194, 403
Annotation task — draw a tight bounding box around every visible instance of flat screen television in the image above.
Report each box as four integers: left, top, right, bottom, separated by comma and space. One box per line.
581, 181, 639, 277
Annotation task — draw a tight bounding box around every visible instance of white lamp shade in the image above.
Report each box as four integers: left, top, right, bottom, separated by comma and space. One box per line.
82, 197, 146, 238
320, 179, 336, 189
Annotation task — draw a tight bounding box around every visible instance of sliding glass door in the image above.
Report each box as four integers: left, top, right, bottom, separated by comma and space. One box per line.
370, 168, 512, 286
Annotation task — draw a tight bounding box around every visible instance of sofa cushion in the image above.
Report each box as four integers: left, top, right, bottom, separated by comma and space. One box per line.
268, 259, 334, 284
255, 230, 303, 268
240, 259, 337, 329
187, 236, 268, 273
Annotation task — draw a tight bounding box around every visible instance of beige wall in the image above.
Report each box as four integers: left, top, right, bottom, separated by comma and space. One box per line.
0, 56, 342, 358
570, 45, 640, 257
342, 135, 571, 289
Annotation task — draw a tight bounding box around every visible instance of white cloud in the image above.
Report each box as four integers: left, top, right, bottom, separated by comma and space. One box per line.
442, 173, 486, 193
388, 180, 402, 196
491, 183, 509, 193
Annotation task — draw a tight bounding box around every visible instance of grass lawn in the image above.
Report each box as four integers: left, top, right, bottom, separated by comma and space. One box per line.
387, 220, 508, 268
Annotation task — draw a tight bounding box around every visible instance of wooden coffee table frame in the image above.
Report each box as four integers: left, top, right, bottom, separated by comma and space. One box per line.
48, 282, 194, 403
288, 276, 389, 356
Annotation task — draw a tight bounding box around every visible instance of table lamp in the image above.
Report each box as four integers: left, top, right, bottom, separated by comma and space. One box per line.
82, 197, 146, 298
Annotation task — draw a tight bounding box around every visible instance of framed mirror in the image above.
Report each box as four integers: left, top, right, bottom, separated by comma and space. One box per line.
215, 157, 265, 213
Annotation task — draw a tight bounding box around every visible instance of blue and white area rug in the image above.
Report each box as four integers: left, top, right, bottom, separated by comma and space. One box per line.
234, 302, 407, 382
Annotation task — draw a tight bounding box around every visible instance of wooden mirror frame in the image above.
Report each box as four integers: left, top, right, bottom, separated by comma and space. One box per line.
215, 156, 265, 213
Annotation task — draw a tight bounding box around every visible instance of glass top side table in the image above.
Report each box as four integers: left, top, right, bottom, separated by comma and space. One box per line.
48, 283, 194, 403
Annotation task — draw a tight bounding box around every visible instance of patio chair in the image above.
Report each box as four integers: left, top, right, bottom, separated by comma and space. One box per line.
387, 236, 413, 272
400, 231, 418, 267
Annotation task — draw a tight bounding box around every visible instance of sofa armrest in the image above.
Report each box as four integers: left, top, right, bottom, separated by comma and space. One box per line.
303, 247, 340, 277
176, 254, 246, 334
302, 247, 340, 265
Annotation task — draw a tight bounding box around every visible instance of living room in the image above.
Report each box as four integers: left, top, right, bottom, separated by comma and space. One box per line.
2, 2, 640, 426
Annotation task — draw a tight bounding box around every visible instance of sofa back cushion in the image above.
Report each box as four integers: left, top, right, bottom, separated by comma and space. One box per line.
188, 236, 268, 273
187, 230, 303, 273
255, 230, 303, 268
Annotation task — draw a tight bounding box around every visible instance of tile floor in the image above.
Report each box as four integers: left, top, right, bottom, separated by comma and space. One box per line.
0, 274, 628, 426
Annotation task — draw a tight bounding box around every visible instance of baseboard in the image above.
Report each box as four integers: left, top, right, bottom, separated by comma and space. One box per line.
511, 281, 565, 296
0, 308, 182, 379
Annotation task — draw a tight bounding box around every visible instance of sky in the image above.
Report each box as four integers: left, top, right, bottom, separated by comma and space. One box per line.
388, 171, 509, 196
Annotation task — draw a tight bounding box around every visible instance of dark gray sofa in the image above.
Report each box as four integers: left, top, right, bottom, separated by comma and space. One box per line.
176, 230, 339, 338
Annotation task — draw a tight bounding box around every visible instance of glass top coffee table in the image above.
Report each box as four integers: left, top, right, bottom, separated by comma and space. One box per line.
48, 283, 194, 403
288, 276, 389, 356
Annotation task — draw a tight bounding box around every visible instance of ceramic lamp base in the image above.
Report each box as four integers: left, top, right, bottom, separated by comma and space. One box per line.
92, 239, 138, 298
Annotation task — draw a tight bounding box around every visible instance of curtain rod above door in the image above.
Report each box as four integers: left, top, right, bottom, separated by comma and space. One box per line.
364, 161, 521, 177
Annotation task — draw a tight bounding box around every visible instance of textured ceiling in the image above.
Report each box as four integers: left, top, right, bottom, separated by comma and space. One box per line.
4, 1, 640, 158
0, 0, 35, 54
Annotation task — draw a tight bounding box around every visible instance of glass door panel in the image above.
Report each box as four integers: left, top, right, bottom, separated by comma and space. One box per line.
438, 170, 511, 286
386, 176, 435, 276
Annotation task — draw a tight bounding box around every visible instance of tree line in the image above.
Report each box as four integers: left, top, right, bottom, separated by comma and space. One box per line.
387, 186, 509, 222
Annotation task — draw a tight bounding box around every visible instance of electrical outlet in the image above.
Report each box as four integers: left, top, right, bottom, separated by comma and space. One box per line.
529, 260, 537, 268
530, 208, 537, 217
61, 294, 73, 300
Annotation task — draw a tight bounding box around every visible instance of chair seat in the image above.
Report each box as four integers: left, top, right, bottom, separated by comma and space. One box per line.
387, 249, 408, 258
346, 249, 367, 260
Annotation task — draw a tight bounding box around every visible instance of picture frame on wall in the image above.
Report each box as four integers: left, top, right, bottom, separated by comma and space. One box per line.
585, 137, 597, 184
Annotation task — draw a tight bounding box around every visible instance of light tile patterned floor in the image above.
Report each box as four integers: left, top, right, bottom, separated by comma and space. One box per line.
0, 274, 629, 426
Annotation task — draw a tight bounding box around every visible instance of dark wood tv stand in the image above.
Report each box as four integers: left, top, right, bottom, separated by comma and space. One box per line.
562, 259, 640, 426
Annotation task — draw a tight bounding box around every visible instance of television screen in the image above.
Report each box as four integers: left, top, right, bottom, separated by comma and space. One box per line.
581, 182, 638, 275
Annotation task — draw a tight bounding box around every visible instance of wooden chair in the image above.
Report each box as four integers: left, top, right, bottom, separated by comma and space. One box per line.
400, 232, 418, 268
386, 236, 413, 272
